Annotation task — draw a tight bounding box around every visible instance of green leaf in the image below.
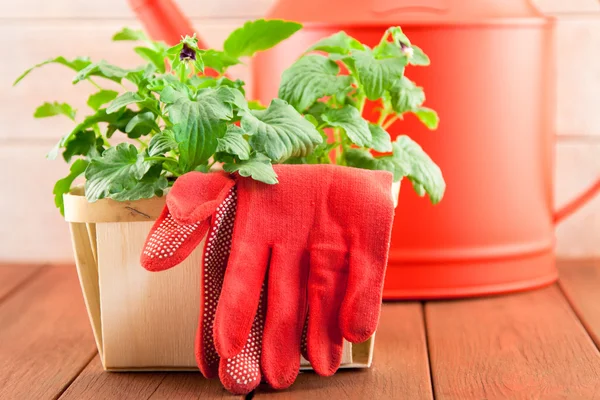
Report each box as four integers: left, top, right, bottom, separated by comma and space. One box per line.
217, 125, 251, 160
134, 46, 166, 73
278, 54, 353, 112
306, 31, 365, 55
390, 76, 425, 114
73, 60, 129, 84
223, 153, 278, 184
112, 27, 147, 41
344, 148, 396, 175
410, 45, 430, 66
110, 164, 168, 201
125, 111, 159, 137
84, 143, 151, 202
240, 98, 323, 162
368, 123, 392, 152
223, 19, 302, 59
53, 159, 89, 215
49, 109, 124, 158
107, 92, 144, 114
125, 63, 157, 86
322, 106, 371, 147
148, 130, 178, 157
159, 85, 189, 104
388, 26, 411, 47
247, 100, 266, 110
14, 56, 91, 86
414, 107, 439, 130
63, 130, 96, 162
87, 90, 119, 111
305, 102, 330, 126
352, 49, 406, 100
392, 135, 445, 203
202, 50, 239, 74
167, 87, 234, 171
34, 102, 76, 120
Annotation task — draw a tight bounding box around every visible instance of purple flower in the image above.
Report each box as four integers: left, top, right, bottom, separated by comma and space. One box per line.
399, 42, 414, 58
180, 43, 196, 61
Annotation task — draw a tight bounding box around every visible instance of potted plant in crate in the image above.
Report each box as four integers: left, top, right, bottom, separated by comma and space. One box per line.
15, 19, 444, 393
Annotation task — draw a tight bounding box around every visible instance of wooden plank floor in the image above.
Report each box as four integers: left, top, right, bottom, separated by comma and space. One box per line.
1, 262, 600, 399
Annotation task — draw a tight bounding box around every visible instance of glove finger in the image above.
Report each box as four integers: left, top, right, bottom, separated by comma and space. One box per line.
195, 188, 236, 378
167, 171, 235, 225
219, 282, 266, 395
261, 246, 309, 390
307, 250, 348, 377
339, 250, 387, 344
301, 313, 309, 362
140, 205, 209, 272
214, 243, 270, 358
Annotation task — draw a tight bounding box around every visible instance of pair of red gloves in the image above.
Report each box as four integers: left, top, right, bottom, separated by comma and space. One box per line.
141, 165, 395, 394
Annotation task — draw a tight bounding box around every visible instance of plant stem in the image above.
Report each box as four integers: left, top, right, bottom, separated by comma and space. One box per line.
135, 138, 148, 148
358, 95, 367, 116
87, 78, 102, 90
377, 110, 390, 126
145, 156, 176, 163
383, 115, 399, 130
207, 159, 217, 169
332, 127, 342, 164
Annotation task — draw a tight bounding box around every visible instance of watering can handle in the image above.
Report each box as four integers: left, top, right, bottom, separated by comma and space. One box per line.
554, 179, 600, 223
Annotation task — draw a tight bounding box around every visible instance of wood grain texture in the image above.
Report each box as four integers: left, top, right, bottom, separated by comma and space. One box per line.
0, 267, 97, 400
70, 222, 104, 360
558, 260, 600, 348
148, 371, 242, 399
426, 285, 600, 399
97, 221, 203, 369
60, 355, 242, 399
0, 264, 42, 301
253, 303, 433, 400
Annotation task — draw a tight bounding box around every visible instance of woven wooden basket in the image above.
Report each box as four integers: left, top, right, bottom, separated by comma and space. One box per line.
63, 182, 399, 371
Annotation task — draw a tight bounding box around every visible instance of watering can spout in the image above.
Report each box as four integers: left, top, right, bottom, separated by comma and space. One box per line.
127, 0, 204, 47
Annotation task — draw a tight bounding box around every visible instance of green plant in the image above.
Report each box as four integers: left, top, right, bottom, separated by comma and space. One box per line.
15, 19, 445, 216
279, 27, 445, 204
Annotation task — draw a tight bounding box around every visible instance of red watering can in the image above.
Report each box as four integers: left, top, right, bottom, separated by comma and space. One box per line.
128, 0, 600, 299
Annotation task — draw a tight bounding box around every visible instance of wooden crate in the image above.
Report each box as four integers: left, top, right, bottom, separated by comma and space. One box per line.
63, 187, 378, 371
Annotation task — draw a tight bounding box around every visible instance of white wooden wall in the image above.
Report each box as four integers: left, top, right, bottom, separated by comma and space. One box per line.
1, 0, 599, 262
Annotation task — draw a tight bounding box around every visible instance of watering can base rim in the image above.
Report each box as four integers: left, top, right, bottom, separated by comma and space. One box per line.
383, 250, 558, 300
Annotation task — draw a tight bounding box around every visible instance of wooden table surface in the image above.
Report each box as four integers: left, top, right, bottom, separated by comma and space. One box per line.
1, 261, 600, 399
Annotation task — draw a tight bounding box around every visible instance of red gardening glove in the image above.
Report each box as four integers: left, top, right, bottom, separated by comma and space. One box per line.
214, 165, 395, 387
140, 171, 265, 395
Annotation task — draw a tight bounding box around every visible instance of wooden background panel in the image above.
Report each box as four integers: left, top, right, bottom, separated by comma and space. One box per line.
0, 144, 74, 262
426, 285, 600, 399
533, 0, 600, 14
555, 140, 600, 258
0, 0, 275, 19
1, 19, 253, 140
555, 17, 600, 137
